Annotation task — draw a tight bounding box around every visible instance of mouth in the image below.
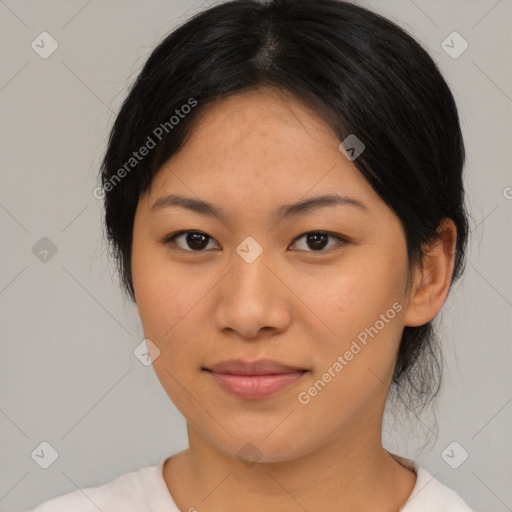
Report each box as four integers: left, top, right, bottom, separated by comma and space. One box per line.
202, 359, 309, 400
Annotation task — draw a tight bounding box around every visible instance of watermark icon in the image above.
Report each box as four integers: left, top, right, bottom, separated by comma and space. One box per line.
338, 134, 365, 161
31, 32, 59, 59
441, 31, 468, 59
441, 441, 469, 469
31, 441, 59, 469
297, 301, 403, 405
32, 237, 58, 263
236, 236, 263, 263
93, 97, 198, 200
503, 186, 512, 200
237, 442, 263, 468
133, 338, 161, 366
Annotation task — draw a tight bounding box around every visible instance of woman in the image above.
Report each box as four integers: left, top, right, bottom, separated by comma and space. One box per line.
30, 0, 474, 510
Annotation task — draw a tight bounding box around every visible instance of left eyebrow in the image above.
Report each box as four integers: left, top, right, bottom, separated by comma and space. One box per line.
150, 193, 369, 221
276, 194, 368, 218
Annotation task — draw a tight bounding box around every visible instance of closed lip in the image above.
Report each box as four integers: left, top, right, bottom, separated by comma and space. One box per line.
204, 358, 308, 375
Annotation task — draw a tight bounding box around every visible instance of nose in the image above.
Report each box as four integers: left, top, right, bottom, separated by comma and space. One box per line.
211, 250, 292, 340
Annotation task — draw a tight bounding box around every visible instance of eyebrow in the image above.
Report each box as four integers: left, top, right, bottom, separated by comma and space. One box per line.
150, 193, 368, 221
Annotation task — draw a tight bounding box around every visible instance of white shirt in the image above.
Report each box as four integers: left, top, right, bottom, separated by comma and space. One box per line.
28, 453, 474, 511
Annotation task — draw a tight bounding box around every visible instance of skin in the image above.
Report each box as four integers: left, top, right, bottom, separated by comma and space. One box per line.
131, 87, 457, 512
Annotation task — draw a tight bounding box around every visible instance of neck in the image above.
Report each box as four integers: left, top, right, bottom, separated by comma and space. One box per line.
164, 416, 416, 511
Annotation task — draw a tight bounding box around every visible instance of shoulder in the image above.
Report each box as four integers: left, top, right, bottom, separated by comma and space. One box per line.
27, 464, 159, 512
401, 465, 475, 512
388, 452, 474, 512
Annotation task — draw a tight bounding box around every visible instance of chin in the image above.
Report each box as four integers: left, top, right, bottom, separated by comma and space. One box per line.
206, 430, 313, 466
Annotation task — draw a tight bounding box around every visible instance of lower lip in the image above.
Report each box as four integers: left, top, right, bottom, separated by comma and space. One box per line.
207, 371, 307, 400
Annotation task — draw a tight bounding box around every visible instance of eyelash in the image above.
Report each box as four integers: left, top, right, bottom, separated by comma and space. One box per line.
162, 230, 349, 254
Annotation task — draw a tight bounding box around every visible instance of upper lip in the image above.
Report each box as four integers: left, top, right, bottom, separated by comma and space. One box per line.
205, 358, 307, 375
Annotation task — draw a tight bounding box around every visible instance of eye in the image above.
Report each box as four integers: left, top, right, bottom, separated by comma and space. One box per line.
290, 231, 346, 252
163, 230, 348, 253
163, 231, 220, 252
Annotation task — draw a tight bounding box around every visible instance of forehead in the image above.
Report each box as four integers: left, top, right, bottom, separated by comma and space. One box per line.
185, 87, 336, 154
144, 87, 385, 222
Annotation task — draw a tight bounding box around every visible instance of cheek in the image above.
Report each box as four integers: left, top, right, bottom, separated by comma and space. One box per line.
294, 277, 406, 427
307, 259, 406, 335
298, 250, 408, 386
132, 242, 189, 334
131, 246, 214, 379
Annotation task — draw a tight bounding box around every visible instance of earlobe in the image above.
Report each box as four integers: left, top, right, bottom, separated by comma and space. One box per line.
403, 218, 457, 327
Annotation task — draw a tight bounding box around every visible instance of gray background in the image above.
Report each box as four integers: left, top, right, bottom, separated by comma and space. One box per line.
0, 0, 510, 510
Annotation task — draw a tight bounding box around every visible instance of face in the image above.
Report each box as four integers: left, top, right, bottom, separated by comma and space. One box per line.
131, 87, 414, 463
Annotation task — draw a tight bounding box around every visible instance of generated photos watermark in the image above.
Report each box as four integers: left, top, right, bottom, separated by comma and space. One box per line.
93, 97, 198, 200
297, 301, 403, 405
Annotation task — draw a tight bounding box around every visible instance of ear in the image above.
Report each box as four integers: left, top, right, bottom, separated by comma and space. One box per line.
403, 218, 457, 327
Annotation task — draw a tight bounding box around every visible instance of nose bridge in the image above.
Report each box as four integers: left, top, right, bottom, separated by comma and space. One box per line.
230, 242, 273, 299
212, 240, 291, 338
